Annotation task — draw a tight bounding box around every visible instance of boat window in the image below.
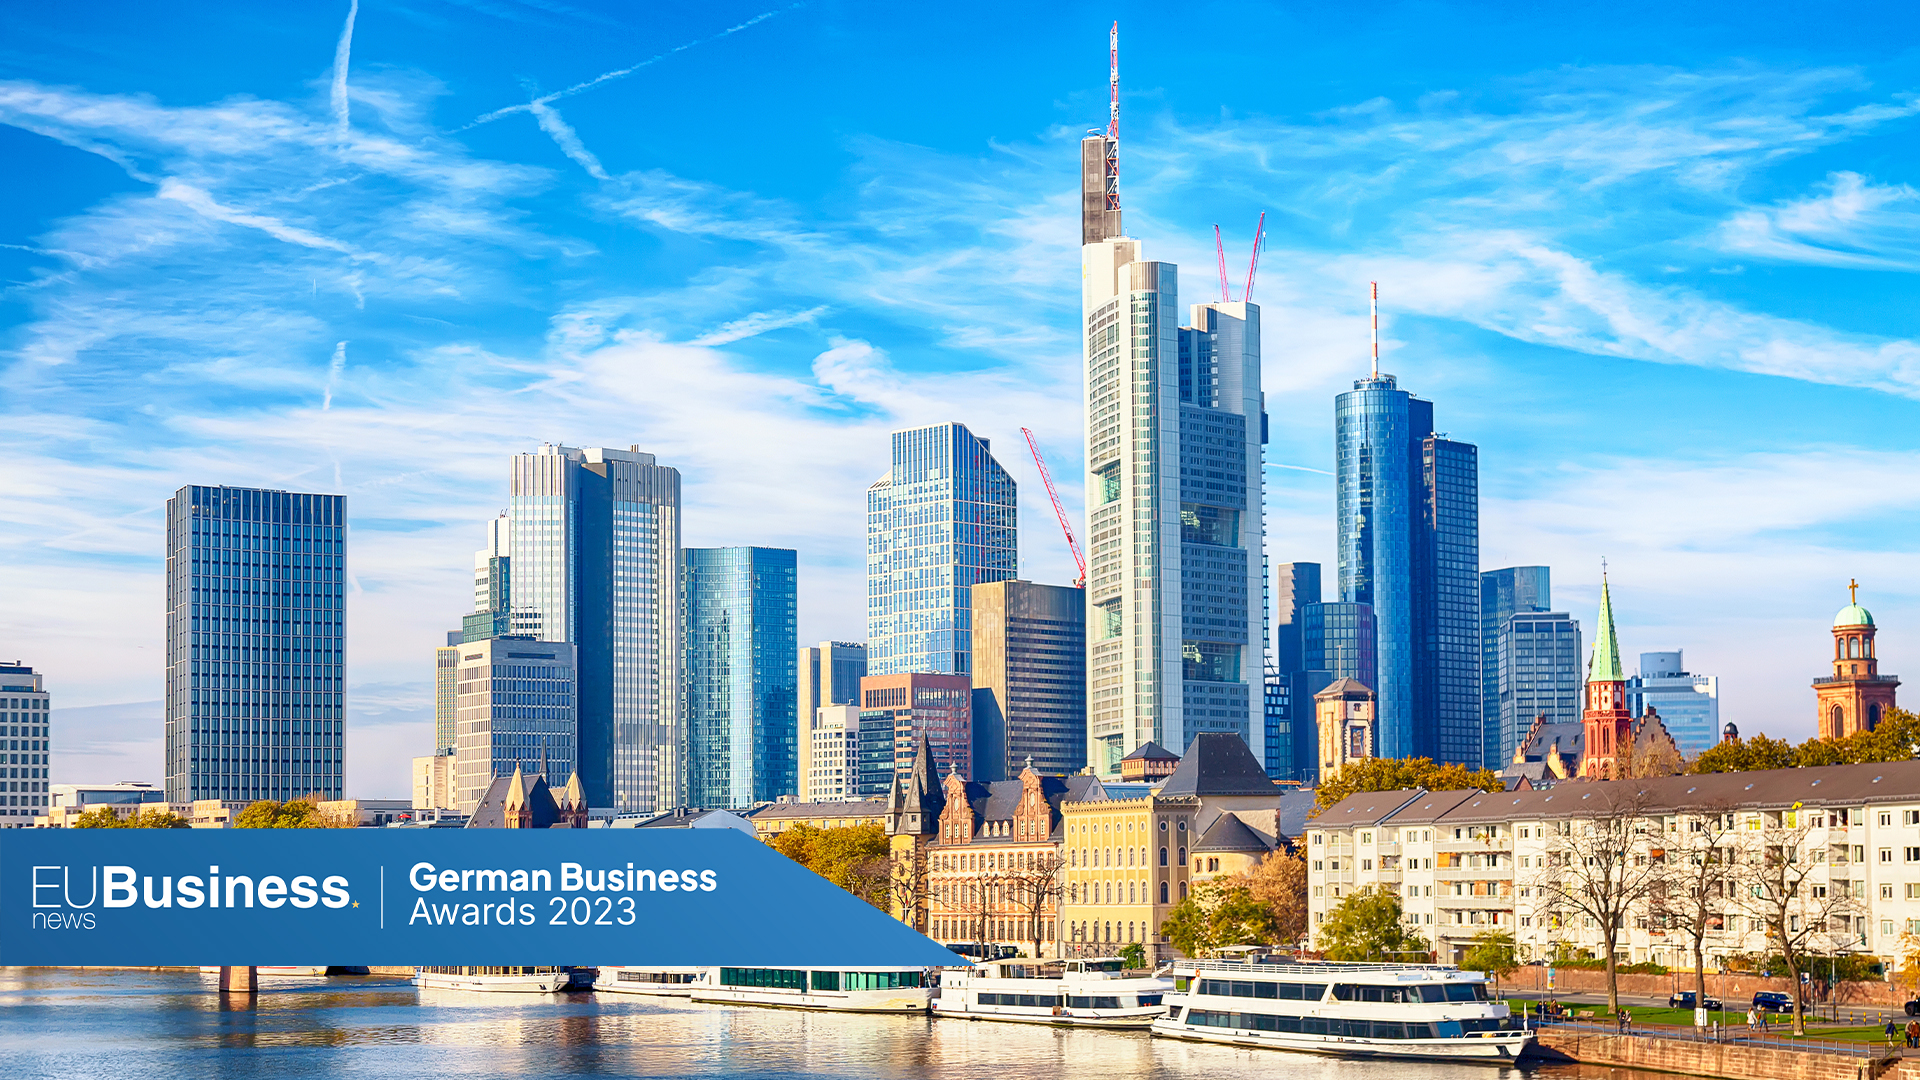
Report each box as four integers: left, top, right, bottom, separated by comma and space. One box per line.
1444, 982, 1486, 1002
980, 993, 1056, 1007
720, 967, 807, 990
810, 971, 841, 991
1434, 1020, 1463, 1038
1331, 983, 1355, 1001
844, 970, 922, 990
1135, 994, 1163, 1007
1068, 995, 1122, 1009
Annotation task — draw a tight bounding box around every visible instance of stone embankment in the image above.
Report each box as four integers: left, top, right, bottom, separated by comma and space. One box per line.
1533, 1029, 1910, 1080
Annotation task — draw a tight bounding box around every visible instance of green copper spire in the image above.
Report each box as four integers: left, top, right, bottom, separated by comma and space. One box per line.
1588, 571, 1625, 684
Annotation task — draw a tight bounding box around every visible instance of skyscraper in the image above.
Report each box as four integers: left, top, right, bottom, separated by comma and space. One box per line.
1335, 372, 1479, 764
1628, 650, 1719, 755
164, 485, 345, 803
507, 444, 681, 813
866, 423, 1017, 678
855, 672, 971, 794
798, 640, 866, 804
1480, 566, 1552, 767
969, 579, 1087, 780
1, 663, 52, 825
463, 513, 520, 642
1493, 610, 1583, 759
451, 637, 577, 813
1079, 137, 1265, 777
682, 546, 798, 808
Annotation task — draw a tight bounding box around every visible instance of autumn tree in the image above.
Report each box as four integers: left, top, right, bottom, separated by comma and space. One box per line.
72, 807, 190, 828
1158, 879, 1278, 958
1316, 885, 1430, 962
1689, 708, 1920, 774
1731, 805, 1865, 1035
1244, 848, 1309, 947
1651, 804, 1738, 1019
767, 823, 892, 909
1527, 786, 1664, 1015
1313, 758, 1503, 813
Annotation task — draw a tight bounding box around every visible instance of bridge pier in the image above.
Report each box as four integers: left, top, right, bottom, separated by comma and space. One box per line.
218, 966, 258, 994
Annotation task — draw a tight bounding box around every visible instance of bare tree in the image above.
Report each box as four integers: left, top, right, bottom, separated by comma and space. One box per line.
1528, 785, 1664, 1015
873, 849, 931, 933
1004, 852, 1066, 959
1649, 805, 1737, 1020
1731, 805, 1866, 1036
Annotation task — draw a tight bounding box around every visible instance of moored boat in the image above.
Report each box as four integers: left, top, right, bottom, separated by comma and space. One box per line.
593, 966, 708, 996
689, 966, 930, 1013
412, 966, 583, 993
934, 957, 1172, 1028
1152, 959, 1532, 1062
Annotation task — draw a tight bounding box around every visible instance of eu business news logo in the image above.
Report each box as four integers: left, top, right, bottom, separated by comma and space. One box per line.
32, 863, 353, 929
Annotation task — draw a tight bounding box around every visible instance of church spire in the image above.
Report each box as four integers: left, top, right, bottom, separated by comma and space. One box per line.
1589, 567, 1625, 684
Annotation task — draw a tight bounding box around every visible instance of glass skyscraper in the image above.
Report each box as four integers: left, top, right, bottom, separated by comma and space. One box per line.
683, 546, 799, 808
164, 485, 345, 803
1492, 611, 1582, 760
1481, 566, 1552, 767
1627, 650, 1720, 755
865, 423, 1016, 678
507, 445, 681, 813
1335, 375, 1479, 763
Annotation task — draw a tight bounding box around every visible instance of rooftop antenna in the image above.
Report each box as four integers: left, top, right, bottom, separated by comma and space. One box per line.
1214, 225, 1231, 303
1242, 212, 1266, 303
1107, 21, 1119, 142
1370, 281, 1379, 378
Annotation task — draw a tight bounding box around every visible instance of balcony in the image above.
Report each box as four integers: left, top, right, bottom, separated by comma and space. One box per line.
1435, 836, 1514, 853
1437, 863, 1514, 880
1369, 841, 1401, 856
1437, 894, 1515, 911
1812, 675, 1900, 685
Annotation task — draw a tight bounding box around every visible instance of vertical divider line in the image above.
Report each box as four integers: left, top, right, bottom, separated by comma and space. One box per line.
380, 866, 385, 929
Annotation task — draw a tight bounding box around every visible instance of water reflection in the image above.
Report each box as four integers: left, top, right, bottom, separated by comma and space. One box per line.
0, 970, 1666, 1080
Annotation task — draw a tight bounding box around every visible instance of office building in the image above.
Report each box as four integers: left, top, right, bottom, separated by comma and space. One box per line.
865, 423, 1017, 678
463, 513, 523, 642
969, 579, 1086, 781
38, 782, 172, 828
803, 704, 861, 802
1262, 658, 1290, 781
1334, 372, 1479, 764
412, 752, 457, 811
163, 485, 345, 804
452, 637, 578, 814
854, 672, 971, 797
1492, 611, 1583, 760
507, 444, 681, 813
1628, 650, 1720, 756
1283, 601, 1377, 783
1080, 127, 1265, 777
1274, 563, 1320, 674
1267, 563, 1320, 781
797, 641, 866, 796
683, 546, 799, 808
1, 663, 52, 825
1480, 566, 1551, 768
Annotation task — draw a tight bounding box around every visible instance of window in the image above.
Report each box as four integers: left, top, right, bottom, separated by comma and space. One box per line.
1179, 847, 1187, 866
1907, 811, 1920, 826
1883, 884, 1895, 900
1159, 847, 1168, 866
1883, 813, 1895, 827
1905, 848, 1920, 863
1884, 849, 1895, 864
1907, 884, 1920, 900
1886, 920, 1897, 937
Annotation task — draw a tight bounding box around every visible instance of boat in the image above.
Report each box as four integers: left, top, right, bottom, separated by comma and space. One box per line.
689, 966, 930, 1013
412, 966, 585, 993
592, 966, 708, 996
197, 966, 367, 977
933, 957, 1173, 1028
1151, 959, 1534, 1062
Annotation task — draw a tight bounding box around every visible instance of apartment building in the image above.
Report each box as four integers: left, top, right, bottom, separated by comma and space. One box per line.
1307, 760, 1920, 969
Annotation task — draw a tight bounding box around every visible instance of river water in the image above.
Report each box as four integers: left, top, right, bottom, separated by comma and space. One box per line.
0, 970, 1649, 1080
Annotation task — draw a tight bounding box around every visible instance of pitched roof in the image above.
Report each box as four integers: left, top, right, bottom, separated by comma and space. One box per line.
1312, 788, 1424, 827
1313, 678, 1374, 698
466, 772, 560, 828
1121, 741, 1179, 762
893, 732, 944, 817
745, 798, 887, 821
1276, 787, 1319, 840
1193, 812, 1274, 854
1157, 733, 1278, 797
1589, 574, 1625, 683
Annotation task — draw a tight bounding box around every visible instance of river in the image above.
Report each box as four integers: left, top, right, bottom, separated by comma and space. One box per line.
0, 970, 1653, 1079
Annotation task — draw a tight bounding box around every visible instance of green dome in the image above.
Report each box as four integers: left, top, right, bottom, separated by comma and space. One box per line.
1834, 603, 1875, 628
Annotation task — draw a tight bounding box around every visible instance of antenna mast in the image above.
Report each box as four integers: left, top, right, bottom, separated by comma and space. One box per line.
1242, 211, 1266, 303
1214, 225, 1230, 303
1370, 281, 1379, 378
1104, 22, 1119, 215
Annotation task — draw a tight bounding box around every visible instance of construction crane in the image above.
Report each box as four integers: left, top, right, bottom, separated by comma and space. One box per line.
1214, 224, 1231, 303
1021, 427, 1086, 589
1243, 210, 1267, 303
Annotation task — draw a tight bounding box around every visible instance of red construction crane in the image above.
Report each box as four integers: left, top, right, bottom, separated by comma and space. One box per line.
1243, 210, 1267, 303
1021, 427, 1086, 588
1214, 224, 1231, 303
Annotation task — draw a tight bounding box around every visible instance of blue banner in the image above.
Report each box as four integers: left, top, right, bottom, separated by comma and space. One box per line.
1, 828, 963, 968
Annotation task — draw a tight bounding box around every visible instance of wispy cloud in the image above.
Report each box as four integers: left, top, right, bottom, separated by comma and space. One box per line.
526, 100, 608, 180
330, 0, 359, 147
1719, 171, 1920, 268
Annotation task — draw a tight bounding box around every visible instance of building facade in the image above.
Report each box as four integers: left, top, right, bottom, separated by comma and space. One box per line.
1627, 650, 1720, 755
855, 672, 972, 795
865, 423, 1017, 679
1480, 566, 1552, 768
969, 579, 1087, 781
1817, 586, 1899, 739
1335, 374, 1480, 766
163, 485, 345, 804
412, 752, 458, 811
683, 546, 799, 808
797, 640, 867, 789
926, 765, 1101, 957
1, 663, 51, 826
507, 444, 681, 813
1315, 678, 1377, 777
1493, 611, 1583, 762
802, 704, 860, 802
452, 637, 578, 814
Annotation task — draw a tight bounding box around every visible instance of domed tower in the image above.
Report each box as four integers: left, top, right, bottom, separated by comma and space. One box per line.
1815, 580, 1898, 739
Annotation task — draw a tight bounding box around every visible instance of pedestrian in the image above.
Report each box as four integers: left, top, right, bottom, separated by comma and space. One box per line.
1906, 1018, 1918, 1048
1887, 1019, 1899, 1048
1746, 1008, 1757, 1035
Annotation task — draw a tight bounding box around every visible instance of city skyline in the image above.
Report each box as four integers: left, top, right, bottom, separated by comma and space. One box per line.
4, 4, 1920, 795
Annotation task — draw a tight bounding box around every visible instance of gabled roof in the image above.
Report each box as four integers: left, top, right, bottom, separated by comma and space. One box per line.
1121, 741, 1179, 762
466, 772, 560, 828
1276, 787, 1318, 840
1377, 788, 1479, 825
1193, 812, 1274, 854
1314, 678, 1374, 699
1312, 788, 1424, 827
1157, 733, 1277, 797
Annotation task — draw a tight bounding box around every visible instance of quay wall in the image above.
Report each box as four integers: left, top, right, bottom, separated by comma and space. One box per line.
1515, 966, 1905, 1009
1533, 1030, 1896, 1080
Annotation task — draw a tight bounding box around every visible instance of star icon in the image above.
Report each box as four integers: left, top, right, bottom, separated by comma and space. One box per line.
352, 901, 359, 908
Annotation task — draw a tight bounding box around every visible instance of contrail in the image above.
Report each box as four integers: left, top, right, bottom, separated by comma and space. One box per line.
323, 341, 347, 410
528, 100, 610, 180
461, 6, 793, 130
331, 0, 359, 145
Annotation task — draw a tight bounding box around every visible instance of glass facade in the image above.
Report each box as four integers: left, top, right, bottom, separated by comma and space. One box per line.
1494, 612, 1582, 759
969, 580, 1086, 780
1628, 650, 1720, 755
164, 485, 345, 803
434, 635, 460, 754
854, 673, 971, 794
0, 664, 51, 825
866, 423, 1017, 678
452, 638, 577, 812
683, 546, 799, 808
1480, 567, 1552, 768
1334, 376, 1479, 763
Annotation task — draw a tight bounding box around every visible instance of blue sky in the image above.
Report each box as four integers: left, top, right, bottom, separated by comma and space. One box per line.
4, 1, 1919, 796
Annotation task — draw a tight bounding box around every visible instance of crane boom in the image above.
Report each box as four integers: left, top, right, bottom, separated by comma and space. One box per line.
1215, 224, 1230, 303
1243, 211, 1266, 303
1021, 427, 1087, 588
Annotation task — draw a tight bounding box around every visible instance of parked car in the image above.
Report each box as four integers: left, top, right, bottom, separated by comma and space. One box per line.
1903, 998, 1920, 1017
1752, 991, 1795, 1013
1668, 991, 1723, 1010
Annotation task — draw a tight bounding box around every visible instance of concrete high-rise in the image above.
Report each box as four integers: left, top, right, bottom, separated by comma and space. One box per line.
0, 663, 52, 826
1335, 374, 1479, 764
682, 546, 798, 808
798, 641, 866, 804
164, 485, 345, 803
1480, 566, 1552, 767
451, 637, 577, 813
866, 423, 1017, 678
969, 579, 1086, 780
1080, 133, 1265, 777
507, 444, 681, 813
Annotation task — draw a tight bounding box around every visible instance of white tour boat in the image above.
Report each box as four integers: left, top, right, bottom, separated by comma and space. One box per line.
592, 966, 708, 996
689, 966, 930, 1013
934, 957, 1173, 1028
412, 966, 581, 993
1152, 959, 1533, 1062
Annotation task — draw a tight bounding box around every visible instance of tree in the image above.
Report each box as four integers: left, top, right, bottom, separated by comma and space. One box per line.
1003, 852, 1066, 959
1158, 879, 1279, 958
1117, 942, 1146, 970
232, 798, 340, 828
767, 823, 892, 909
1651, 803, 1738, 1020
1689, 734, 1797, 774
1527, 785, 1664, 1015
1313, 757, 1504, 813
1316, 886, 1430, 962
1731, 804, 1865, 1036
72, 807, 189, 828
1689, 709, 1920, 774
1459, 929, 1518, 992
1244, 848, 1310, 947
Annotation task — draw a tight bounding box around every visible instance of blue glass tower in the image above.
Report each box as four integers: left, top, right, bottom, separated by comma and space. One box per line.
1335, 374, 1479, 763
1480, 566, 1552, 767
866, 423, 1017, 677
164, 485, 345, 803
683, 546, 798, 808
